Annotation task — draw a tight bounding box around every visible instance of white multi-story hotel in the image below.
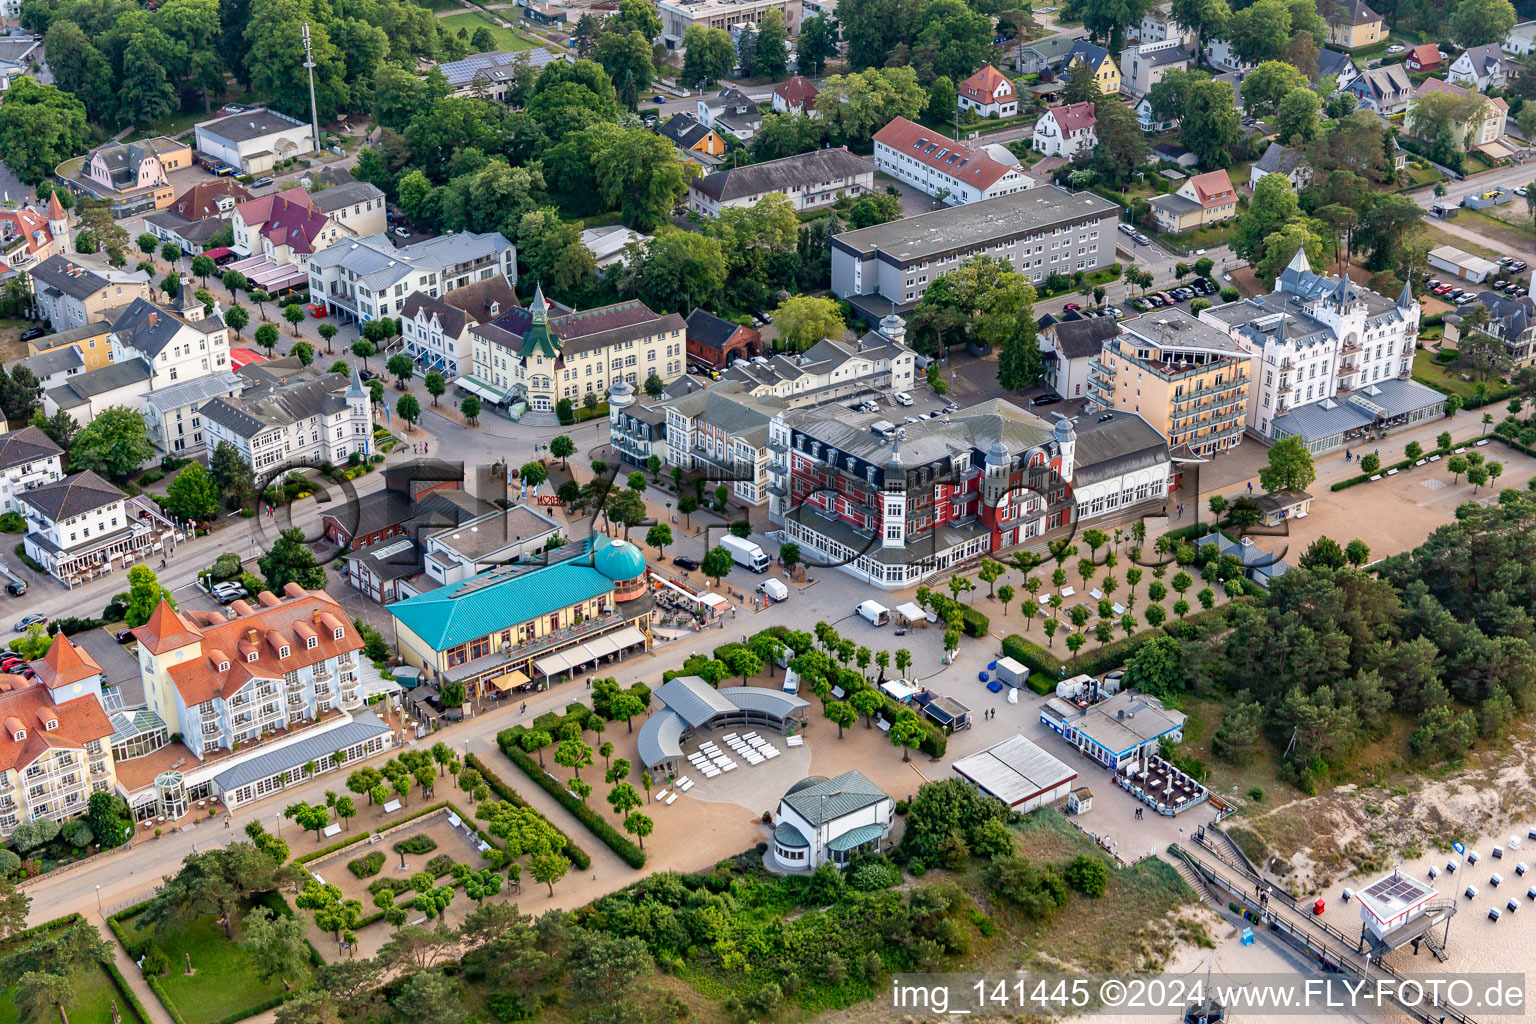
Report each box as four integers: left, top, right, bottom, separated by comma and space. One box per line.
307, 232, 516, 324
200, 364, 373, 476
1199, 250, 1444, 452
0, 426, 65, 514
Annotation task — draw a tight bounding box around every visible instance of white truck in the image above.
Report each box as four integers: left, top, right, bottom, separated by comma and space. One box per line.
720, 534, 771, 573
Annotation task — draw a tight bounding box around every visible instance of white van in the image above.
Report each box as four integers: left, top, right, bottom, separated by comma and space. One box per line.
761, 578, 788, 603
893, 392, 914, 406
855, 600, 890, 626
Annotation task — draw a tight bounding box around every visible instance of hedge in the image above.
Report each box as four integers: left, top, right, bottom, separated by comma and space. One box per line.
867, 688, 948, 758
102, 954, 156, 1024
1001, 602, 1245, 678
959, 606, 990, 637
1026, 672, 1055, 696
1329, 434, 1491, 491
497, 728, 646, 868
464, 752, 589, 868
294, 828, 371, 864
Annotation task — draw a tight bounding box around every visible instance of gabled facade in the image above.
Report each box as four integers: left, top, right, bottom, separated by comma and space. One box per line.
307, 231, 516, 324
688, 149, 874, 216
772, 75, 819, 115
661, 383, 786, 506
29, 256, 152, 333
1148, 169, 1238, 232
1445, 290, 1536, 367
0, 426, 64, 514
1448, 43, 1509, 92
466, 286, 686, 413
1326, 0, 1385, 48
1119, 38, 1192, 97
1347, 62, 1412, 114
1032, 101, 1097, 158
698, 87, 762, 140
1411, 79, 1509, 153
200, 365, 373, 475
658, 114, 726, 161
1197, 249, 1434, 449
0, 193, 68, 275
1405, 43, 1443, 72
1063, 40, 1121, 95
1316, 48, 1360, 92
398, 276, 518, 379
958, 64, 1019, 118
1250, 144, 1313, 191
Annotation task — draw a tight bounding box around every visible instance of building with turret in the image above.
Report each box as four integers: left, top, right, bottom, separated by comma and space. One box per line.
1198, 249, 1441, 453
200, 363, 372, 476
463, 284, 686, 415
0, 192, 69, 275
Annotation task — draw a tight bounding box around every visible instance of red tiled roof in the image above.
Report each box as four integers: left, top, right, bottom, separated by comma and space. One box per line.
1408, 44, 1441, 67
233, 186, 310, 229
774, 75, 819, 108
164, 589, 363, 707
0, 208, 56, 257
1188, 169, 1235, 206
46, 192, 65, 220
1049, 101, 1097, 132
260, 196, 331, 254
0, 683, 113, 773
170, 180, 253, 222
132, 600, 203, 655
873, 116, 1019, 190
32, 634, 102, 691
960, 64, 1015, 101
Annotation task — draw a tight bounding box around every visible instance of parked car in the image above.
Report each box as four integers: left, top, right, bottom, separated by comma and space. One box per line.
652, 94, 667, 103
1509, 261, 1528, 273
1108, 307, 1124, 318
754, 310, 774, 324
1063, 302, 1083, 312
672, 555, 701, 571
0, 656, 25, 670
252, 176, 274, 188
392, 226, 411, 238
904, 415, 919, 424
19, 326, 46, 342
1455, 294, 1476, 305
13, 613, 45, 633
1118, 223, 1136, 235
3, 580, 24, 597
1386, 43, 1405, 53
116, 628, 137, 643
215, 587, 249, 605
1030, 393, 1062, 406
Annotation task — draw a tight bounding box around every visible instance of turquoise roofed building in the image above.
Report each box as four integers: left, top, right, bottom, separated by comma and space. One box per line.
769, 770, 894, 872
387, 532, 653, 697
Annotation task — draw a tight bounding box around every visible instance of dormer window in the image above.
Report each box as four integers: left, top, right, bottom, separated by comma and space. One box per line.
247, 650, 258, 662
43, 719, 56, 731
306, 636, 317, 650
218, 660, 230, 672
279, 645, 291, 659
332, 627, 345, 640
11, 728, 23, 741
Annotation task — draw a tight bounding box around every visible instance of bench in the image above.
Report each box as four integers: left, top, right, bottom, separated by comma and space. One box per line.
323, 823, 342, 838
382, 799, 402, 813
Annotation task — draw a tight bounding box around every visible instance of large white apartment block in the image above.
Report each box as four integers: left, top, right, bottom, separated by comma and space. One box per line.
20, 470, 184, 586
307, 232, 516, 324
872, 117, 1035, 205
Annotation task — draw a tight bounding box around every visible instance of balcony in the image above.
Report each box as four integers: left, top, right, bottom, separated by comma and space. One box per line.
1341, 341, 1361, 355
767, 436, 788, 453
1337, 362, 1357, 378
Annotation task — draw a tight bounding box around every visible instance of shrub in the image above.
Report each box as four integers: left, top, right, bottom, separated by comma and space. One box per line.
0, 511, 24, 533
465, 753, 591, 869
393, 834, 437, 856
959, 606, 990, 637
367, 876, 414, 897
1063, 853, 1110, 897
497, 729, 645, 868
425, 853, 456, 877
347, 851, 385, 878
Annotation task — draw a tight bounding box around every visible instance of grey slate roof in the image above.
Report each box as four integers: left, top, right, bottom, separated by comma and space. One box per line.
199, 108, 306, 144
308, 181, 385, 214
1459, 43, 1505, 76
200, 371, 354, 439
19, 470, 124, 522
1070, 412, 1168, 486
141, 370, 245, 416
1047, 316, 1119, 359
30, 256, 108, 301
659, 113, 714, 149
212, 711, 392, 791
401, 292, 469, 339
1347, 378, 1446, 418
787, 396, 1056, 470
1254, 142, 1306, 176
44, 358, 152, 409
1066, 39, 1111, 68
685, 308, 742, 352
306, 232, 513, 294
1333, 0, 1380, 24
654, 675, 737, 727
781, 769, 888, 826
15, 345, 83, 379
1317, 48, 1356, 79
110, 298, 224, 359
31, 321, 111, 349
0, 426, 63, 472
1139, 45, 1192, 67
691, 149, 870, 204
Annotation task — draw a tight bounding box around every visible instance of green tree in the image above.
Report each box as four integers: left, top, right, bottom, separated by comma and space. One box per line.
1274, 88, 1322, 146
255, 322, 281, 354
645, 523, 673, 556
623, 811, 654, 849
396, 394, 421, 428
595, 30, 654, 109
1450, 0, 1517, 47
460, 394, 481, 426
889, 708, 925, 762
0, 79, 89, 186
164, 462, 221, 523
1258, 433, 1315, 493
825, 699, 856, 737
282, 303, 305, 336
797, 14, 838, 75
621, 232, 728, 315
773, 295, 845, 351
681, 26, 736, 85
1241, 61, 1308, 117
258, 528, 328, 591
70, 406, 154, 480
530, 852, 568, 895
753, 7, 789, 77
387, 354, 415, 389
239, 907, 311, 990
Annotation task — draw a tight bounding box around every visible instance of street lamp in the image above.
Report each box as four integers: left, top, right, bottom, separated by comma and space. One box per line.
94, 884, 101, 913
274, 811, 283, 836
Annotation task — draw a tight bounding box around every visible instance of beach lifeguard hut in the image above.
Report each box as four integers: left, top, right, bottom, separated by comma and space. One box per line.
1067, 787, 1094, 814
1356, 868, 1457, 959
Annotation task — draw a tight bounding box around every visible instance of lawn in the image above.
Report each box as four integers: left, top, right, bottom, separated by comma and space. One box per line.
1413, 349, 1483, 401
1161, 219, 1240, 252
1400, 162, 1444, 188
438, 11, 538, 52
0, 961, 145, 1024
1423, 223, 1503, 263
119, 908, 314, 1024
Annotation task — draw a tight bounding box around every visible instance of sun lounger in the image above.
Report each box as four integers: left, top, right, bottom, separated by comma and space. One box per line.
666, 793, 678, 805
722, 761, 737, 771
655, 789, 669, 801
763, 748, 780, 759
678, 779, 694, 792
786, 735, 803, 747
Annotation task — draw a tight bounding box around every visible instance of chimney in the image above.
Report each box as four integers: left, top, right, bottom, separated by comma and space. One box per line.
148, 312, 157, 327
246, 628, 260, 643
